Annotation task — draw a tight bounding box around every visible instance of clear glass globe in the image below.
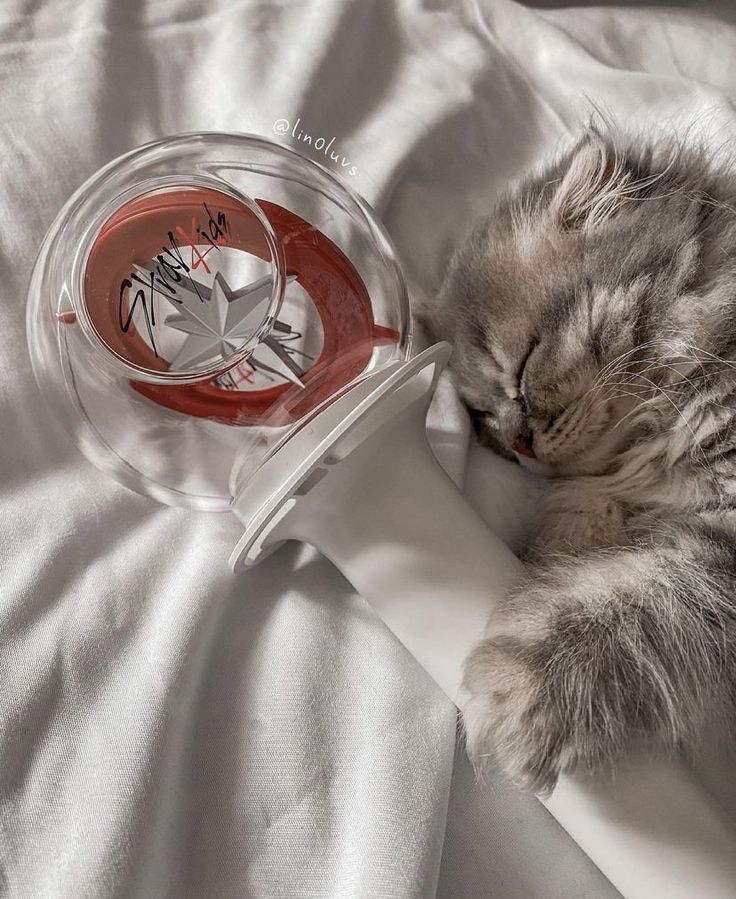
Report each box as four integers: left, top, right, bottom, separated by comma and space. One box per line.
27, 132, 410, 510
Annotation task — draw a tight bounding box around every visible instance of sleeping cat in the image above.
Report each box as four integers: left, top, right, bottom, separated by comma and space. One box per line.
420, 126, 736, 794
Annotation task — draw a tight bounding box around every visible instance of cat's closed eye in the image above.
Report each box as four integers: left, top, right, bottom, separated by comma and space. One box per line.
516, 339, 538, 392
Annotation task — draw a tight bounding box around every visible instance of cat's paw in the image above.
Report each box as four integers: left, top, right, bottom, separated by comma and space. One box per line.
462, 627, 570, 794
461, 576, 631, 794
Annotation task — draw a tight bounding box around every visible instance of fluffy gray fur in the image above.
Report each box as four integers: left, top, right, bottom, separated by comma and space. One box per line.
419, 126, 736, 794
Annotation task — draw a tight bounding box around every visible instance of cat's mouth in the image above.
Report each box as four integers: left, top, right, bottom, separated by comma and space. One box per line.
512, 433, 536, 458
469, 409, 560, 475
514, 452, 555, 477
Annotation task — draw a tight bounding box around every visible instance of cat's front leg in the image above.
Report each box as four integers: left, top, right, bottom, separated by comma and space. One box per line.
528, 479, 628, 556
462, 530, 736, 794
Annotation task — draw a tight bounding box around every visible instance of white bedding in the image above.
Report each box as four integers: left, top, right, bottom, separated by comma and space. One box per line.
2, 1, 736, 896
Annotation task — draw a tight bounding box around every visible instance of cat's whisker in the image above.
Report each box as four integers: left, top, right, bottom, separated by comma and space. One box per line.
591, 338, 672, 386
681, 341, 736, 372
634, 349, 736, 412
617, 370, 721, 487
590, 342, 732, 412
631, 358, 709, 399
583, 380, 659, 420
588, 341, 685, 396
609, 395, 662, 432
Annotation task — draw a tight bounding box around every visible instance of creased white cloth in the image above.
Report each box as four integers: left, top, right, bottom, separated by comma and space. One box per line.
2, 1, 736, 897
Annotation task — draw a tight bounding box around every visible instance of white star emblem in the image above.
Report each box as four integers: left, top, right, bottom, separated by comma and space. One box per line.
133, 264, 305, 386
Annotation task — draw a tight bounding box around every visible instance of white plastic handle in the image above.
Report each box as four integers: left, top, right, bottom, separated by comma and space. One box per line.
284, 386, 523, 703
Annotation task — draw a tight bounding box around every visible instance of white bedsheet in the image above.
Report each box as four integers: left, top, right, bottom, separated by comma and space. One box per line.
2, 1, 736, 897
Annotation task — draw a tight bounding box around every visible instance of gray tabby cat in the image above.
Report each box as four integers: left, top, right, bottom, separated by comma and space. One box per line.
420, 127, 736, 794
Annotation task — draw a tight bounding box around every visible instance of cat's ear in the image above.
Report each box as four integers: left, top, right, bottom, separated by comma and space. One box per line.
550, 132, 630, 231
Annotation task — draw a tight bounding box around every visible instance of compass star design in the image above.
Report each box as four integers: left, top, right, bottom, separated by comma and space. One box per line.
134, 264, 305, 385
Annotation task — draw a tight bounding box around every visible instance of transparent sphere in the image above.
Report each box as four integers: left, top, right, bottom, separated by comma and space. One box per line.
27, 133, 410, 510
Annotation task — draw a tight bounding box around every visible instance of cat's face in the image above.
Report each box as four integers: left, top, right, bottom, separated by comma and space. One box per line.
428, 132, 702, 476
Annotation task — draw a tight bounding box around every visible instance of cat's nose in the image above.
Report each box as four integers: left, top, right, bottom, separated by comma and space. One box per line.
512, 432, 536, 459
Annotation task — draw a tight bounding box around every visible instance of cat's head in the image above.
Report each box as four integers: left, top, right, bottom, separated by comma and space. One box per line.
425, 129, 710, 476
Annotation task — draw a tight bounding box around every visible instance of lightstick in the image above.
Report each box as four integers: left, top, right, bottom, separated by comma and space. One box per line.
26, 133, 736, 899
